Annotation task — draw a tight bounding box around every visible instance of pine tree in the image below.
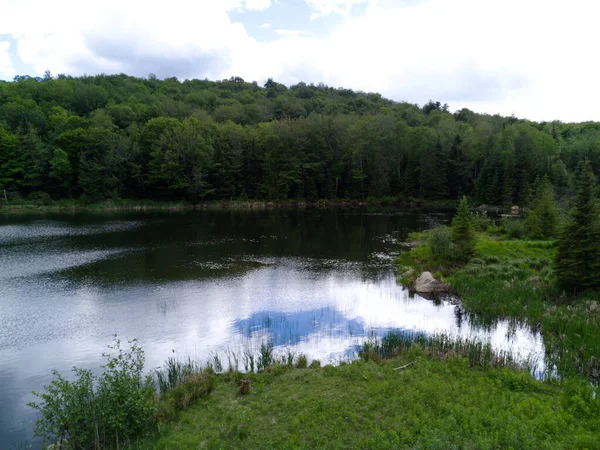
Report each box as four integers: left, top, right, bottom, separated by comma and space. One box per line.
525, 175, 559, 239
554, 160, 600, 292
452, 195, 476, 262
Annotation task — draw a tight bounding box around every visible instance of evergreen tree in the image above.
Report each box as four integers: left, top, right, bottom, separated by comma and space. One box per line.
525, 175, 559, 239
554, 160, 600, 291
452, 195, 476, 262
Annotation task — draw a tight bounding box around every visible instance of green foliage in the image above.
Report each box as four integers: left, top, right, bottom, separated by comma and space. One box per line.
29, 337, 156, 449
295, 355, 308, 369
525, 175, 559, 239
471, 212, 494, 232
0, 73, 595, 205
502, 217, 526, 238
155, 371, 215, 423
155, 356, 200, 395
451, 196, 476, 261
554, 160, 600, 291
135, 354, 600, 450
29, 367, 97, 449
398, 232, 600, 380
427, 225, 453, 263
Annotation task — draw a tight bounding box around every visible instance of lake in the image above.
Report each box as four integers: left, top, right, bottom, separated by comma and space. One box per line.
0, 209, 544, 448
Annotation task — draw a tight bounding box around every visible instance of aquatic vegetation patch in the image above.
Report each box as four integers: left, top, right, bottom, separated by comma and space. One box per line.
398, 231, 600, 380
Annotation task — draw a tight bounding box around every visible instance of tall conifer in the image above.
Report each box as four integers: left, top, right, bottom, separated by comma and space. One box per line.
554, 160, 600, 291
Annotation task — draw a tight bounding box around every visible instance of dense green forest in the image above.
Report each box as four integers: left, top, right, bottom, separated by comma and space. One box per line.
1, 73, 599, 204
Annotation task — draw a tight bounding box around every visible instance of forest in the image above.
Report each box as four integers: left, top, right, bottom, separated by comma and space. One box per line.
1, 73, 599, 205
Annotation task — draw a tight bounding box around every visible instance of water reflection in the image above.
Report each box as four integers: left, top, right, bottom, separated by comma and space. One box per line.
0, 210, 544, 448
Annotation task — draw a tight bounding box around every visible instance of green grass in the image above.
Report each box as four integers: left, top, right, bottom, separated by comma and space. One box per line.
0, 198, 193, 214
397, 231, 600, 380
136, 351, 600, 449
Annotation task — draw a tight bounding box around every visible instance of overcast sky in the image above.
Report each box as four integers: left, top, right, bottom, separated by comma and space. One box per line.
1, 0, 598, 122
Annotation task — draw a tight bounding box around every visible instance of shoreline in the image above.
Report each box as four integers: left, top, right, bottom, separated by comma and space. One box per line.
0, 198, 464, 215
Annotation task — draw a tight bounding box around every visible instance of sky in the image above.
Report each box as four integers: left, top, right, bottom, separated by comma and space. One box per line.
0, 0, 598, 122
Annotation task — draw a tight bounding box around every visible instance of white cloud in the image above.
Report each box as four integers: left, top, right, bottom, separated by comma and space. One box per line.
243, 0, 272, 11
1, 0, 600, 122
0, 41, 16, 80
304, 0, 372, 19
273, 29, 306, 37
260, 23, 272, 28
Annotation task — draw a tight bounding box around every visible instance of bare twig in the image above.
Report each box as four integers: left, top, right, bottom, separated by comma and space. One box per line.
393, 361, 417, 371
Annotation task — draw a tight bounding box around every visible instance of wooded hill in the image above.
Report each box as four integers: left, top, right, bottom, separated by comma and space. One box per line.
1, 73, 598, 204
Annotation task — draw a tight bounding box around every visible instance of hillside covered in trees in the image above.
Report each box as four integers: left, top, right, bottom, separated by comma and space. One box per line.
1, 73, 598, 204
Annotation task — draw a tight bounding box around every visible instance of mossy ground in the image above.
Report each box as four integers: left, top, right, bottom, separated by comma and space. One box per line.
137, 351, 599, 449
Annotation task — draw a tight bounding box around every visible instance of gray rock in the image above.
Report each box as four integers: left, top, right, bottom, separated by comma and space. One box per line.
401, 268, 415, 278
414, 271, 449, 293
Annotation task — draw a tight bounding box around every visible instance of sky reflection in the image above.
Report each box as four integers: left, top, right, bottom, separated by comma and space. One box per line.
0, 210, 543, 448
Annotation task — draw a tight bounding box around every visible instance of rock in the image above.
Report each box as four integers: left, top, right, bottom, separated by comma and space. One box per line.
414, 271, 449, 293
401, 268, 415, 278
403, 240, 421, 249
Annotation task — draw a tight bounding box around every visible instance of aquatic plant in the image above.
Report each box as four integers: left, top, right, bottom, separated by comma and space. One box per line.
154, 356, 199, 394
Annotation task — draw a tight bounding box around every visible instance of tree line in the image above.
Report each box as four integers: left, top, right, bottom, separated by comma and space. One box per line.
1, 73, 600, 204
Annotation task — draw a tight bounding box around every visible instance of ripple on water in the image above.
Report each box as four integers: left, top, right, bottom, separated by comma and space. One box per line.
0, 220, 142, 245
0, 248, 127, 280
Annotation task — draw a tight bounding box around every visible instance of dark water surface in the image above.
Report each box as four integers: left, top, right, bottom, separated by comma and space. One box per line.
0, 209, 543, 448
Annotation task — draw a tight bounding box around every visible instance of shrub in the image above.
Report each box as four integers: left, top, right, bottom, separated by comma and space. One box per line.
28, 191, 53, 206
427, 226, 453, 263
29, 337, 156, 449
471, 212, 494, 232
295, 355, 308, 369
502, 217, 526, 238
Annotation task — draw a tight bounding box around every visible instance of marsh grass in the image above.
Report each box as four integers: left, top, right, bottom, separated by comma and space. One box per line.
398, 230, 600, 380
359, 331, 540, 375
155, 356, 199, 394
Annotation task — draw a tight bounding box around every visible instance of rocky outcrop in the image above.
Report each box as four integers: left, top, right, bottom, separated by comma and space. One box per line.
414, 271, 449, 294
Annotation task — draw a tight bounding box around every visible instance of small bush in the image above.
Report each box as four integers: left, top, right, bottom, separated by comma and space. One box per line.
427, 226, 454, 263
502, 218, 526, 238
309, 360, 321, 369
258, 341, 274, 371
29, 337, 156, 449
28, 191, 53, 206
296, 355, 308, 369
472, 212, 494, 232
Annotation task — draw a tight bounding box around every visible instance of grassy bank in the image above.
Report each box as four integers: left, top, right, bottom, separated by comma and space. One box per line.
0, 199, 193, 214
137, 349, 599, 449
30, 335, 600, 449
397, 232, 600, 380
0, 197, 457, 214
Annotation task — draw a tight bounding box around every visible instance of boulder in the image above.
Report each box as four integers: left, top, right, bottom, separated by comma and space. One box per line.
414, 271, 449, 293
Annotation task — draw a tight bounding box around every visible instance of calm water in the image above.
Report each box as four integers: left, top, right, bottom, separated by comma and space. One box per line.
0, 209, 544, 448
